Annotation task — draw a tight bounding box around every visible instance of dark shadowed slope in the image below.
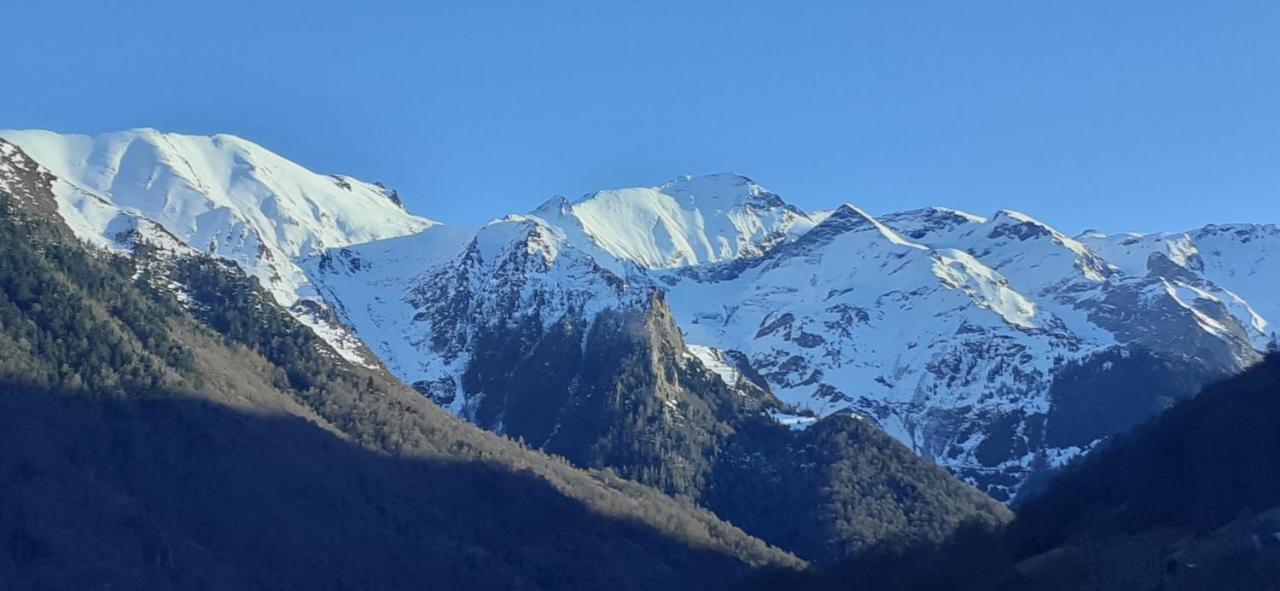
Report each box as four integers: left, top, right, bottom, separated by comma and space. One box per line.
1012, 353, 1280, 551
0, 387, 784, 590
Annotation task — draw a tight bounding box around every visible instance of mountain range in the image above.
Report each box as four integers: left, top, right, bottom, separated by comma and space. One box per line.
1, 128, 1276, 585
7, 129, 1273, 498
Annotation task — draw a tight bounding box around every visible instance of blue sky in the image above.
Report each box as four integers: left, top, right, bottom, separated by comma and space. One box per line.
3, 1, 1277, 232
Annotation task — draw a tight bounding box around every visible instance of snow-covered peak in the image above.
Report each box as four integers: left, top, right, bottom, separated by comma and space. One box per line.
758, 204, 929, 267
1078, 231, 1193, 276
0, 128, 435, 261
878, 205, 1114, 296
824, 203, 921, 244
533, 173, 818, 269
1077, 225, 1280, 281
654, 173, 791, 210
817, 202, 879, 227
982, 209, 1113, 283
987, 208, 1045, 226
984, 209, 1092, 253
1187, 224, 1280, 258
877, 207, 987, 241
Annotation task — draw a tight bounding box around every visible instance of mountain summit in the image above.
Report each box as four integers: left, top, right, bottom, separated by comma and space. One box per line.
531, 173, 818, 270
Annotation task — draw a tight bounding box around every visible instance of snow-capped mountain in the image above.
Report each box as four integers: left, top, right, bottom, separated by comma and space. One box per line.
305, 215, 653, 415
1079, 225, 1279, 350
529, 173, 819, 271
5, 129, 1274, 501
302, 173, 817, 415
656, 202, 1266, 497
0, 128, 435, 362
306, 173, 1273, 499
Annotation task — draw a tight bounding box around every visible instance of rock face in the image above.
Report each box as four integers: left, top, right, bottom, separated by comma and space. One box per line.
4, 130, 1276, 507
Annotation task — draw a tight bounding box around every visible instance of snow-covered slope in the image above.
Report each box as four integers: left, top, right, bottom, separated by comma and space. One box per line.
530, 173, 818, 270
661, 202, 1264, 497
0, 128, 435, 362
305, 214, 653, 415
1080, 225, 1280, 350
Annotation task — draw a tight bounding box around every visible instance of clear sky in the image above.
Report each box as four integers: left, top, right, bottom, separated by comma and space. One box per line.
3, 1, 1277, 233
